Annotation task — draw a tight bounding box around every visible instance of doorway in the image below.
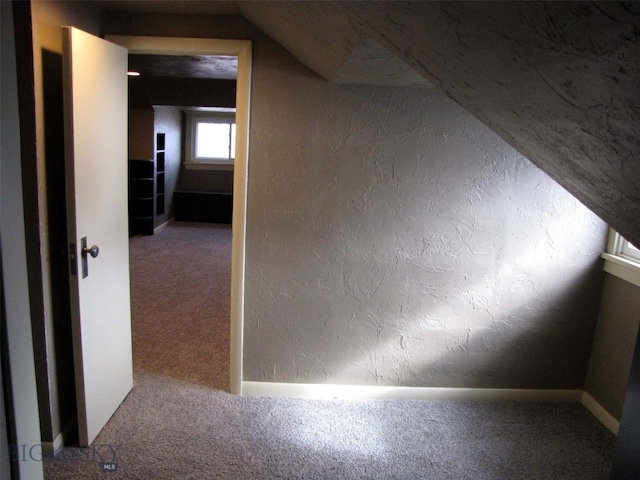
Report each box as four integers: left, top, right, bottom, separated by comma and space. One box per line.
107, 35, 252, 395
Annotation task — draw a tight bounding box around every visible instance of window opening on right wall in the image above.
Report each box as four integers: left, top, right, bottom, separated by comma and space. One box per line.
602, 229, 640, 287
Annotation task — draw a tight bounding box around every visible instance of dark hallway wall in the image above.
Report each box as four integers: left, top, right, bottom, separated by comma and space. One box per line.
128, 77, 235, 110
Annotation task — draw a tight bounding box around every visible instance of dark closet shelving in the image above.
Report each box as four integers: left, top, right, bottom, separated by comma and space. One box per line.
156, 133, 165, 216
128, 159, 155, 235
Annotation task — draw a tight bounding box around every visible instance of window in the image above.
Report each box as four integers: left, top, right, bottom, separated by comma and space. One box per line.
607, 230, 640, 262
621, 239, 640, 262
602, 229, 640, 287
184, 109, 236, 170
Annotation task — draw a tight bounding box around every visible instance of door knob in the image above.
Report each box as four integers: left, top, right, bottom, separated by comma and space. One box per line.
83, 244, 100, 258
80, 237, 99, 278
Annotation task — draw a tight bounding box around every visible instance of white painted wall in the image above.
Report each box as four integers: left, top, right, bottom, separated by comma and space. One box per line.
244, 36, 608, 388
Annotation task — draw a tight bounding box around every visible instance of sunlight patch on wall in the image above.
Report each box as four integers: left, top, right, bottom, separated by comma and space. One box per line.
244, 75, 607, 388
329, 199, 605, 387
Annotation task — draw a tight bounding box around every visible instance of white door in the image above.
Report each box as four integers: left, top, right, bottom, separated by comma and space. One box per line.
63, 26, 133, 447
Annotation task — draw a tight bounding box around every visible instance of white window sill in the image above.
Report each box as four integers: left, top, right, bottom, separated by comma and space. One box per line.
602, 253, 640, 288
184, 162, 234, 171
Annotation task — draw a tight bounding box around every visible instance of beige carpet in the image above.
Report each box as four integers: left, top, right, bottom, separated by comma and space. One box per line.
43, 222, 616, 479
129, 221, 231, 391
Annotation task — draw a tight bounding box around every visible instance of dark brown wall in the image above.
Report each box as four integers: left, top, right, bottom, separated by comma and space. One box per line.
128, 77, 236, 110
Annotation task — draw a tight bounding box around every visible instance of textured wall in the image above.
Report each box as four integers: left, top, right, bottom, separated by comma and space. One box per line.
345, 1, 640, 249
586, 275, 640, 419
244, 37, 608, 388
100, 9, 609, 388
241, 1, 640, 245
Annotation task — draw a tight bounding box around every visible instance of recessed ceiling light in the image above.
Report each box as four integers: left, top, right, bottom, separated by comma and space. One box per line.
127, 71, 141, 77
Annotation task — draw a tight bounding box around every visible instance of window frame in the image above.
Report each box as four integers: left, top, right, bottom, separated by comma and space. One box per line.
184, 108, 236, 170
601, 229, 640, 287
621, 238, 640, 262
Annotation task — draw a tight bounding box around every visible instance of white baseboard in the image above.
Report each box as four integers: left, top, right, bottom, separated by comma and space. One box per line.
153, 218, 173, 235
580, 391, 619, 435
242, 382, 621, 433
241, 381, 582, 403
41, 431, 64, 458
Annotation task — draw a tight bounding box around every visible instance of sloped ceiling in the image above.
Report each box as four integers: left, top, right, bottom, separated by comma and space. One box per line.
332, 37, 433, 88
341, 1, 640, 247
101, 0, 640, 246
239, 1, 432, 87
240, 0, 640, 247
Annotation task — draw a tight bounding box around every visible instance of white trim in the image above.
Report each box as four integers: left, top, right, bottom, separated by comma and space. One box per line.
41, 431, 65, 459
241, 381, 582, 403
153, 219, 172, 235
602, 253, 640, 288
230, 40, 251, 395
606, 227, 624, 254
603, 229, 640, 287
106, 36, 249, 57
580, 392, 619, 435
183, 109, 236, 170
243, 382, 620, 433
622, 241, 640, 261
610, 228, 640, 261
105, 35, 252, 396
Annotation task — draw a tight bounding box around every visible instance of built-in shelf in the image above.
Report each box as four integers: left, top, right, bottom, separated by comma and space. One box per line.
156, 133, 165, 216
128, 159, 155, 235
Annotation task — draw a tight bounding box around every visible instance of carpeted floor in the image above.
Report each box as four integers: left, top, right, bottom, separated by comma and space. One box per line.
127, 222, 231, 391
44, 222, 616, 479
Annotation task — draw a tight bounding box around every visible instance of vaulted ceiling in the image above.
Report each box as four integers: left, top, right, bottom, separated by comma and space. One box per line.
101, 1, 640, 247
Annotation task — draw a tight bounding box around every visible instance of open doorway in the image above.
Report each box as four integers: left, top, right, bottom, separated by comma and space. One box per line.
126, 52, 237, 392
107, 35, 252, 395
